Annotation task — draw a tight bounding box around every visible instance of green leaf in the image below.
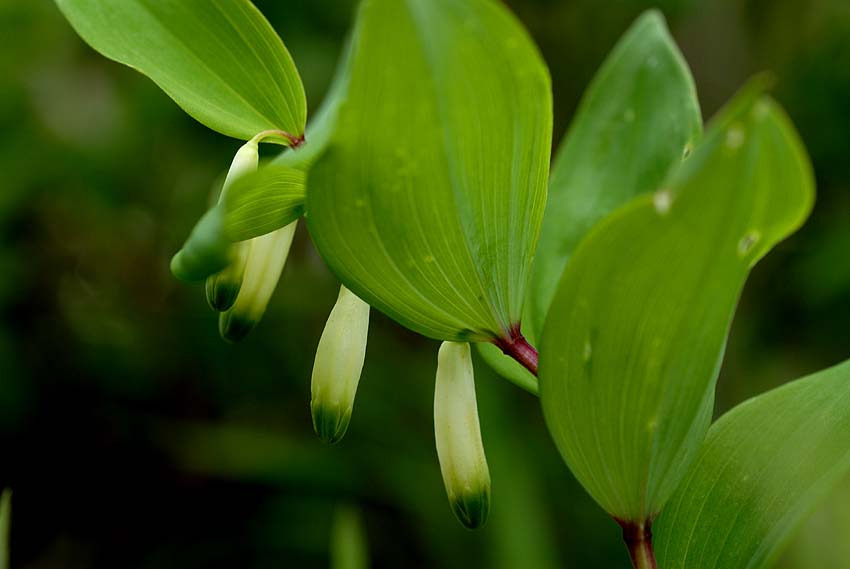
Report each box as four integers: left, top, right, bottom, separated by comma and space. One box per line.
272, 29, 355, 172
223, 165, 306, 242
539, 83, 815, 522
306, 0, 552, 342
170, 207, 231, 283
170, 163, 306, 283
654, 359, 850, 569
169, 34, 353, 284
479, 10, 702, 392
55, 0, 306, 141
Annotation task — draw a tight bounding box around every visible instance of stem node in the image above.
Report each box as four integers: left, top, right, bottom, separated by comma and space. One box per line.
617, 519, 658, 569
493, 326, 539, 377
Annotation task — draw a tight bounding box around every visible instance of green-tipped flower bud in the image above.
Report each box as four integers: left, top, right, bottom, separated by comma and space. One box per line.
219, 220, 297, 342
310, 286, 370, 445
204, 140, 260, 309
205, 241, 249, 311
434, 342, 491, 529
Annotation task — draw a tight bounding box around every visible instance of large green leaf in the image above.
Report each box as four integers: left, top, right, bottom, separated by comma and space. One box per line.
539, 84, 814, 522
479, 11, 702, 390
55, 0, 306, 142
306, 0, 552, 342
654, 359, 850, 569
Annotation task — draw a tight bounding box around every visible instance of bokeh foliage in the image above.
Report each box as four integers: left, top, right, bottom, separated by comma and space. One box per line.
0, 0, 848, 567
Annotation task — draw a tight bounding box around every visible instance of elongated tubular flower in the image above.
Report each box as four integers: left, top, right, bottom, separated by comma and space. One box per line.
311, 285, 370, 444
434, 342, 491, 529
205, 140, 260, 311
218, 220, 297, 342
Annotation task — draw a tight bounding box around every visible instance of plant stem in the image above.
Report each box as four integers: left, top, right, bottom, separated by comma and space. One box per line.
618, 519, 658, 569
493, 328, 539, 377
252, 129, 305, 148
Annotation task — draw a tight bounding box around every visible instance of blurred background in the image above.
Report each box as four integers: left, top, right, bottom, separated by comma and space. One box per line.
1, 0, 848, 567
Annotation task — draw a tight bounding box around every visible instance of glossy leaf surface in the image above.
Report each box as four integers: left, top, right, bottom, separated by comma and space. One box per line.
55, 0, 306, 141
307, 0, 552, 342
479, 10, 702, 391
539, 85, 814, 522
655, 359, 850, 569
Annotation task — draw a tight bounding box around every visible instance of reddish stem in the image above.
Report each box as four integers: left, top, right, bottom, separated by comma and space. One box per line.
253, 129, 305, 148
493, 327, 539, 377
617, 519, 658, 569
285, 132, 306, 148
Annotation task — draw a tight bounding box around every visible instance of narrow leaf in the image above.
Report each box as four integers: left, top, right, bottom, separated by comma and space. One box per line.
654, 359, 850, 569
539, 84, 814, 522
306, 0, 552, 342
171, 163, 306, 283
479, 10, 702, 391
55, 0, 306, 141
223, 165, 306, 242
170, 207, 231, 283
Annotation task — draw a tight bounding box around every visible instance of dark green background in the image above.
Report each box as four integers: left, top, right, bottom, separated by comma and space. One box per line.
1, 0, 848, 567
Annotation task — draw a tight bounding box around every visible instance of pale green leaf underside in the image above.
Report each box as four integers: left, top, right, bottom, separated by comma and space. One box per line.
655, 359, 850, 569
55, 0, 306, 141
479, 10, 702, 390
539, 85, 814, 521
306, 0, 553, 342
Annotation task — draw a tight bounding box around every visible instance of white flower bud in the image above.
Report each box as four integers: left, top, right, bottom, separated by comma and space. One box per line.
434, 342, 491, 529
311, 286, 370, 444
205, 140, 259, 310
221, 140, 259, 196
205, 241, 249, 311
218, 220, 297, 342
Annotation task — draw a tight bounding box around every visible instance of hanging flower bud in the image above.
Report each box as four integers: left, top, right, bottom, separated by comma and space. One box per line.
205, 140, 260, 311
205, 241, 249, 311
434, 341, 491, 529
218, 220, 298, 342
311, 286, 370, 444
222, 139, 260, 190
